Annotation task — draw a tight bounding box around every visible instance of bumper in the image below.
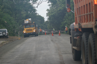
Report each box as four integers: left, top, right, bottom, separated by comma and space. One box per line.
24, 32, 36, 35
0, 34, 8, 37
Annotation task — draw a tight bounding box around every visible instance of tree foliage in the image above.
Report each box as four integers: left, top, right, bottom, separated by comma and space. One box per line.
47, 0, 74, 30
0, 0, 44, 36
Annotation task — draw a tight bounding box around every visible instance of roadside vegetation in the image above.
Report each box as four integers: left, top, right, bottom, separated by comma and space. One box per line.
0, 0, 45, 36
0, 0, 74, 36
46, 0, 74, 31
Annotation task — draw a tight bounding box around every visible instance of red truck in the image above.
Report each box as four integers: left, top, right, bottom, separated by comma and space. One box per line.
67, 0, 97, 64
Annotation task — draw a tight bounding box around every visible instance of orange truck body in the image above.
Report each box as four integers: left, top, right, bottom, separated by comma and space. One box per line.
67, 0, 97, 63
73, 0, 97, 33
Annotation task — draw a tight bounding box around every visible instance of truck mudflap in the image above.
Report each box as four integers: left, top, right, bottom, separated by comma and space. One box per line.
73, 36, 81, 51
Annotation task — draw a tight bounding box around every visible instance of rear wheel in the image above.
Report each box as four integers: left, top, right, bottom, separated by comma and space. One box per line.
88, 33, 96, 64
36, 34, 38, 36
72, 47, 81, 61
24, 35, 26, 38
35, 33, 38, 36
24, 34, 27, 37
81, 33, 89, 64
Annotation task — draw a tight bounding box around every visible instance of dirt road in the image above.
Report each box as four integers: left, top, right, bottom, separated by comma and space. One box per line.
0, 36, 20, 47
0, 34, 81, 64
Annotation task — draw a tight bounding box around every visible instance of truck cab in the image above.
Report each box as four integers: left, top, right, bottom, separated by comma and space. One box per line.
23, 19, 38, 37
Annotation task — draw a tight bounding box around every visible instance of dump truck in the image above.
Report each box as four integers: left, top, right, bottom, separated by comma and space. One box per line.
66, 0, 97, 64
23, 18, 38, 37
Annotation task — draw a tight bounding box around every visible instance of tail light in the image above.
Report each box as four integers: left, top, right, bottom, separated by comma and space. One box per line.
94, 0, 97, 4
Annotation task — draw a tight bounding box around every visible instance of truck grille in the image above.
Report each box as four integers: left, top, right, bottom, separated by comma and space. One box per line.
26, 29, 32, 31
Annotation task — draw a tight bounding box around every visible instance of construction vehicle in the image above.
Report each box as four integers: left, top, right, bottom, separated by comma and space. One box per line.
23, 18, 38, 37
66, 0, 97, 64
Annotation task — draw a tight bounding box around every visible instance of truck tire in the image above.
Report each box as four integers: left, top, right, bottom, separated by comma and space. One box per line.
24, 35, 26, 38
36, 34, 38, 36
88, 33, 96, 64
72, 47, 81, 61
24, 34, 27, 37
27, 35, 29, 37
35, 33, 38, 36
81, 33, 89, 64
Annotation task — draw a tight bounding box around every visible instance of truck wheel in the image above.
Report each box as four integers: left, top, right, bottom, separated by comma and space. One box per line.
24, 35, 26, 38
36, 34, 38, 36
72, 47, 81, 61
88, 33, 96, 64
24, 35, 27, 38
35, 33, 38, 36
27, 35, 29, 37
81, 33, 89, 64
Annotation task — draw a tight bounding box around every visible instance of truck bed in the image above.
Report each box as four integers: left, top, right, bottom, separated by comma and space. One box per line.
74, 0, 97, 29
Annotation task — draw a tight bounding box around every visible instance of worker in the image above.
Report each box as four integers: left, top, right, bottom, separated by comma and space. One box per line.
53, 28, 55, 31
53, 28, 55, 33
39, 28, 42, 34
65, 27, 68, 33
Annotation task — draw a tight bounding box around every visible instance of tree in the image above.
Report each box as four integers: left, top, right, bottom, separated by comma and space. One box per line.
0, 0, 45, 36
47, 0, 74, 30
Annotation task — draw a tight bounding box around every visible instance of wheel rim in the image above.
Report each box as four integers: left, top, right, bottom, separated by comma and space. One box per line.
82, 41, 85, 63
89, 42, 92, 64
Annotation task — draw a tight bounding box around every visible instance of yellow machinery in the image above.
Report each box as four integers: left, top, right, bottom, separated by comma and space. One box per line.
23, 19, 38, 37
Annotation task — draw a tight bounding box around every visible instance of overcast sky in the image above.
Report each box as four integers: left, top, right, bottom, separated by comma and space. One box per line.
34, 1, 50, 21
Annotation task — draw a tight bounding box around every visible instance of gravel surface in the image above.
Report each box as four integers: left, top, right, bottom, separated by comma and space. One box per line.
0, 36, 20, 47
0, 34, 82, 64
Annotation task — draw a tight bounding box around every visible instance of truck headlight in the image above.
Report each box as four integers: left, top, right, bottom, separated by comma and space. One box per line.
23, 31, 26, 33
33, 30, 36, 32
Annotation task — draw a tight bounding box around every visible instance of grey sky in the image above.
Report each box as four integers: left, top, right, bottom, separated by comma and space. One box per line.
34, 1, 50, 21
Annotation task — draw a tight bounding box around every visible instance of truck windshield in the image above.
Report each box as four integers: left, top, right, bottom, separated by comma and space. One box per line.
25, 25, 34, 28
